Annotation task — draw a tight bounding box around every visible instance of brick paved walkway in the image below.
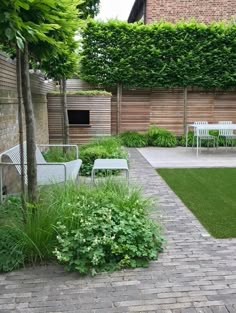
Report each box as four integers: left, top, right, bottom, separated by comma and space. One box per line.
1, 148, 236, 313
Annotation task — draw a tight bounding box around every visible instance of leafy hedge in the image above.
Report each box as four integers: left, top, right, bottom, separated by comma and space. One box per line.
80, 20, 236, 89
49, 90, 111, 96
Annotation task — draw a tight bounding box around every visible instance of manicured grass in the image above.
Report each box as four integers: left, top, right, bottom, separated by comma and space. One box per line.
157, 168, 236, 238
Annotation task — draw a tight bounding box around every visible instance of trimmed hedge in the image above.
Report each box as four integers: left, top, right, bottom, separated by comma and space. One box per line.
80, 20, 236, 89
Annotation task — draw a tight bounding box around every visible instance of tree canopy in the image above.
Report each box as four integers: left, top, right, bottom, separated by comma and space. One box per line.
78, 0, 100, 19
80, 20, 236, 89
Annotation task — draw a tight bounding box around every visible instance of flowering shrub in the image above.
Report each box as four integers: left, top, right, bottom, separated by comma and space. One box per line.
54, 180, 163, 275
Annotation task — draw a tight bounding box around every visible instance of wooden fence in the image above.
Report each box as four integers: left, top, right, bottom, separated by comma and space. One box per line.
47, 94, 111, 144
51, 79, 236, 138
111, 87, 236, 135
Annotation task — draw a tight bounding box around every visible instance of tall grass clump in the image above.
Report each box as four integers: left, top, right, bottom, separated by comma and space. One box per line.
147, 125, 177, 147
43, 146, 77, 162
120, 131, 148, 147
0, 180, 163, 274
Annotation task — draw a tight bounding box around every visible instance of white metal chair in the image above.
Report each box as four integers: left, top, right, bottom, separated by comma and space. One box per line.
218, 121, 236, 148
0, 143, 82, 202
192, 121, 216, 149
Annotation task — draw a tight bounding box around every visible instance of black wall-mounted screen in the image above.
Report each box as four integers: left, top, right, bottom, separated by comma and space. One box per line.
67, 110, 90, 125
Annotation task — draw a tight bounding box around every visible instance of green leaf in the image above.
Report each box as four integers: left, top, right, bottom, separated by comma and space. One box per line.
16, 35, 24, 50
5, 28, 14, 40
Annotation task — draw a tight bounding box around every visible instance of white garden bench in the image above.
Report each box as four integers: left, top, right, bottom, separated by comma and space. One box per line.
0, 143, 82, 201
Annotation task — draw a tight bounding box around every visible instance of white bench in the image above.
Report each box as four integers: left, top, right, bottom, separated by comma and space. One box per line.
0, 143, 82, 201
91, 159, 129, 182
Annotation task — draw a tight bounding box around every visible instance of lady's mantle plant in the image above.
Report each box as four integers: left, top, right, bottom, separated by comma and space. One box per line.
54, 181, 163, 275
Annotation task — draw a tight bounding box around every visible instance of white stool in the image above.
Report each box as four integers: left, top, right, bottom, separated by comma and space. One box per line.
91, 159, 129, 183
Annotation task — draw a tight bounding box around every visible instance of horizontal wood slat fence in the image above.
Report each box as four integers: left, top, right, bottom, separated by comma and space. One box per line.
110, 87, 236, 135
47, 94, 111, 144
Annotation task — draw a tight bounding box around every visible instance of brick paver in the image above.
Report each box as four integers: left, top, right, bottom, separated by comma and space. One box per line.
1, 148, 236, 313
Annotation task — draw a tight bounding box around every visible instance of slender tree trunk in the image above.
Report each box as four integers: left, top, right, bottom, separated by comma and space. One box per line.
183, 86, 188, 135
16, 47, 27, 219
62, 77, 69, 145
117, 83, 122, 135
21, 42, 37, 203
59, 79, 64, 143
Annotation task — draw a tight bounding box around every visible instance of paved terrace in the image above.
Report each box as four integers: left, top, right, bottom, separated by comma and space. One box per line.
138, 146, 236, 168
1, 148, 236, 313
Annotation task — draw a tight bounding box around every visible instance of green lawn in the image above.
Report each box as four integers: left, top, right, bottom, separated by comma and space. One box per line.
157, 168, 236, 238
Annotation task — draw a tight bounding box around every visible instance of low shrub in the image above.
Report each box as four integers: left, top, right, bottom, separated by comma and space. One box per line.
80, 137, 128, 176
178, 131, 226, 147
120, 131, 148, 147
54, 179, 163, 275
0, 226, 24, 272
43, 146, 76, 162
0, 181, 163, 274
147, 126, 177, 147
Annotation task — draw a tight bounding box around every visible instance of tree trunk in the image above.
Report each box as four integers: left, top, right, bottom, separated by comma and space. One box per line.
183, 86, 188, 135
62, 77, 69, 145
117, 83, 122, 135
21, 42, 37, 203
16, 47, 27, 218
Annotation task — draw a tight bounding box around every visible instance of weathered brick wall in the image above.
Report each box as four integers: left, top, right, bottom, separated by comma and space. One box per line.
145, 0, 236, 23
0, 52, 55, 154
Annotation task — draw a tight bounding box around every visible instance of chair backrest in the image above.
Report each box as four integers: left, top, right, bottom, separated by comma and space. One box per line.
218, 121, 233, 136
0, 143, 46, 179
193, 121, 209, 136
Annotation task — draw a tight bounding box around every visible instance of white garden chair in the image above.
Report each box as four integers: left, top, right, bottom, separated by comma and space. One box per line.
218, 121, 236, 148
192, 121, 216, 149
0, 143, 82, 202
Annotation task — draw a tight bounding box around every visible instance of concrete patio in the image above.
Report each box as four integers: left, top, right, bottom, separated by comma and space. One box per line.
0, 148, 236, 313
138, 146, 236, 168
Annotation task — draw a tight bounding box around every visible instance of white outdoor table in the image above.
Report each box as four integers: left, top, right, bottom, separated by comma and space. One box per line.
186, 123, 236, 157
91, 159, 129, 182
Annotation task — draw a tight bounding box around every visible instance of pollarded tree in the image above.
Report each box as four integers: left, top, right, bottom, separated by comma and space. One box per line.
41, 46, 79, 146
0, 0, 81, 202
80, 20, 236, 134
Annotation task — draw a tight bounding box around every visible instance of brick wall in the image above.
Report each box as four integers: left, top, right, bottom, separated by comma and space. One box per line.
145, 0, 236, 23
0, 52, 55, 154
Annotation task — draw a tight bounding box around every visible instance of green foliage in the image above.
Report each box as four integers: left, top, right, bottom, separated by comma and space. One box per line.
49, 90, 111, 96
120, 131, 148, 147
147, 126, 177, 147
177, 130, 227, 147
80, 20, 236, 89
0, 0, 81, 50
54, 179, 163, 275
80, 137, 128, 176
0, 226, 24, 272
78, 0, 100, 19
0, 195, 59, 271
43, 147, 77, 162
0, 181, 163, 273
